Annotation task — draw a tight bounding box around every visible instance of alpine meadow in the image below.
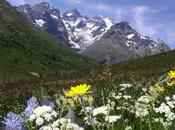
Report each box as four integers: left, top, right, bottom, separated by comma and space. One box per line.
1, 0, 175, 130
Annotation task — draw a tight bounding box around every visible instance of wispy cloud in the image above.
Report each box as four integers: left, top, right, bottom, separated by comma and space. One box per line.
132, 6, 158, 37
64, 0, 82, 4
7, 0, 48, 5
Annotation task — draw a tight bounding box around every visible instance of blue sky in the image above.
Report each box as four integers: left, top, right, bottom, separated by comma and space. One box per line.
7, 0, 175, 48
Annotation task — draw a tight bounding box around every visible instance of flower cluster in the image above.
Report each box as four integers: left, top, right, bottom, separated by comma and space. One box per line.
3, 71, 175, 130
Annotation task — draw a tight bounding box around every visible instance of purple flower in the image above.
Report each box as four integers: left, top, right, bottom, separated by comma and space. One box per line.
42, 99, 55, 109
24, 97, 38, 117
2, 112, 24, 130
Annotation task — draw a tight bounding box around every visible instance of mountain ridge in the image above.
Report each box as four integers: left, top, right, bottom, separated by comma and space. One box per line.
16, 2, 170, 64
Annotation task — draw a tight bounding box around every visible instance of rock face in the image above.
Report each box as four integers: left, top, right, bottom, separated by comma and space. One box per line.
82, 22, 170, 64
62, 10, 113, 50
17, 2, 69, 46
16, 2, 170, 64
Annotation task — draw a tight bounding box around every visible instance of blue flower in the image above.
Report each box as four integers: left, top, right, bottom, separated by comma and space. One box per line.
2, 112, 24, 130
42, 99, 55, 109
24, 97, 38, 117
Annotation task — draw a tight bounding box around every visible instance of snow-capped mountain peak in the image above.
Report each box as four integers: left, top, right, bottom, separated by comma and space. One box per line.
16, 2, 170, 64
62, 13, 114, 50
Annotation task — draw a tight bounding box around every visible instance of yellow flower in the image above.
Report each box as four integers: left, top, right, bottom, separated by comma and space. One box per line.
167, 81, 175, 87
155, 84, 165, 93
168, 71, 175, 79
66, 84, 91, 97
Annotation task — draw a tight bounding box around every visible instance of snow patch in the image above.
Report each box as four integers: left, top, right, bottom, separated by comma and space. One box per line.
66, 13, 73, 17
68, 37, 81, 49
51, 14, 58, 19
86, 22, 95, 28
140, 35, 148, 40
127, 34, 135, 39
35, 19, 46, 27
103, 17, 113, 31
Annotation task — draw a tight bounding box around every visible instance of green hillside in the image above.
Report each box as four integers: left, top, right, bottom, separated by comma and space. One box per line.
109, 50, 175, 81
0, 0, 98, 81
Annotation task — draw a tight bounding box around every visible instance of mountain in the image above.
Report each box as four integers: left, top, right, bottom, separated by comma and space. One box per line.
16, 2, 70, 46
0, 0, 98, 80
16, 2, 170, 64
62, 10, 113, 50
82, 21, 170, 64
16, 3, 114, 50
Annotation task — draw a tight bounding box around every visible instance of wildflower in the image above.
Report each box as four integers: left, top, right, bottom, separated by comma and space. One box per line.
62, 123, 84, 130
168, 70, 175, 79
135, 107, 149, 118
24, 97, 38, 117
165, 97, 170, 101
93, 106, 109, 116
119, 83, 132, 88
167, 81, 175, 87
36, 117, 44, 126
42, 99, 55, 109
33, 105, 54, 117
105, 115, 121, 123
125, 126, 132, 130
155, 84, 165, 93
29, 114, 36, 121
2, 112, 24, 130
66, 84, 91, 97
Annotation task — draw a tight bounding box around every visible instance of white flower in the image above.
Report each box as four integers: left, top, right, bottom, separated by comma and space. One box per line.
142, 88, 147, 92
43, 113, 52, 121
167, 101, 174, 108
123, 95, 132, 100
135, 108, 149, 117
58, 118, 71, 125
62, 123, 84, 130
93, 106, 109, 116
29, 114, 36, 121
155, 103, 171, 114
119, 83, 132, 88
39, 126, 52, 130
105, 115, 121, 123
36, 117, 44, 126
34, 106, 52, 117
125, 126, 132, 130
172, 95, 175, 100
51, 111, 58, 118
165, 97, 170, 101
115, 96, 122, 99
138, 96, 153, 104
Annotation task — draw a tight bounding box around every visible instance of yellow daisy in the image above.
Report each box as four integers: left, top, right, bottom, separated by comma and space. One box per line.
66, 84, 91, 97
168, 71, 175, 79
167, 81, 175, 87
155, 84, 165, 93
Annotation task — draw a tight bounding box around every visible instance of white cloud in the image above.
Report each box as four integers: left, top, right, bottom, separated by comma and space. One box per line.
64, 0, 82, 4
7, 0, 48, 5
132, 6, 157, 37
114, 8, 122, 22
95, 4, 112, 11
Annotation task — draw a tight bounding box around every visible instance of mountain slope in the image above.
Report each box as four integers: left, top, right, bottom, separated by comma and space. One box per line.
0, 0, 98, 80
82, 22, 170, 64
